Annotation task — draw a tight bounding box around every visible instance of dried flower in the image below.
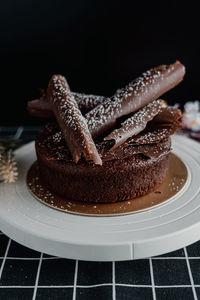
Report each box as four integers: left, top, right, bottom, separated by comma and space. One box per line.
0, 150, 18, 183
182, 100, 200, 131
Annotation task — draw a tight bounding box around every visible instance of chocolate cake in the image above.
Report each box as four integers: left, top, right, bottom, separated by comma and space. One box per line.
36, 122, 171, 203
29, 61, 184, 203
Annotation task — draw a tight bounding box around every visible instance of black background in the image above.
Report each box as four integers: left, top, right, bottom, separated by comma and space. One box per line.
0, 0, 199, 125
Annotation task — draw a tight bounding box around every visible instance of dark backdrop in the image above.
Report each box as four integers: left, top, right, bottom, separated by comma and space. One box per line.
1, 0, 199, 125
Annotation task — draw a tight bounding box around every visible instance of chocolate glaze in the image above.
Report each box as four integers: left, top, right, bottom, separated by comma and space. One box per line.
47, 75, 102, 165
85, 61, 185, 138
105, 99, 163, 151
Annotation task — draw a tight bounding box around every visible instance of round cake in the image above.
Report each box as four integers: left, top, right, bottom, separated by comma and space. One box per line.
35, 122, 171, 203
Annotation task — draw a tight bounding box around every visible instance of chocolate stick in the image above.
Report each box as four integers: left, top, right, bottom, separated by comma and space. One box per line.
47, 75, 102, 165
105, 99, 163, 151
27, 98, 54, 118
27, 90, 106, 117
73, 93, 106, 113
86, 61, 185, 138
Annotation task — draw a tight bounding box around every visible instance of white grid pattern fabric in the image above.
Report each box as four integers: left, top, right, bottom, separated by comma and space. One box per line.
0, 232, 200, 299
0, 126, 200, 299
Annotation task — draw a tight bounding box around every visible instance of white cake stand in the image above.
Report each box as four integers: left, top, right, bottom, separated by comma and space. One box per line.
0, 135, 200, 261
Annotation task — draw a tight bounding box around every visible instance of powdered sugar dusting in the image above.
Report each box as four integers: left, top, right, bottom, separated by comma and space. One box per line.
52, 131, 62, 143
115, 67, 164, 99
74, 93, 106, 112
85, 64, 171, 137
128, 127, 176, 145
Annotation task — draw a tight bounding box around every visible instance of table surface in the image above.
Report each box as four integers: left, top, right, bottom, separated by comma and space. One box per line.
0, 126, 200, 300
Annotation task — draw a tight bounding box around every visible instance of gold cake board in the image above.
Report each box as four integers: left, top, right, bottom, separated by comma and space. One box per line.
27, 153, 188, 216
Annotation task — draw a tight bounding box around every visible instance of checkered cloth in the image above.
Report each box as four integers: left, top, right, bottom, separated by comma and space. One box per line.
0, 126, 200, 300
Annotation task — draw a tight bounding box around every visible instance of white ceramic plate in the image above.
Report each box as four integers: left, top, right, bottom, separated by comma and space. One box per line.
0, 135, 200, 261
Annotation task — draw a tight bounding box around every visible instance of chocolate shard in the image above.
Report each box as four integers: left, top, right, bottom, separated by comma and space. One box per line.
128, 126, 178, 145
86, 61, 185, 138
96, 137, 171, 161
110, 138, 171, 160
27, 90, 106, 117
126, 107, 182, 145
105, 99, 163, 151
47, 75, 102, 165
151, 106, 183, 126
